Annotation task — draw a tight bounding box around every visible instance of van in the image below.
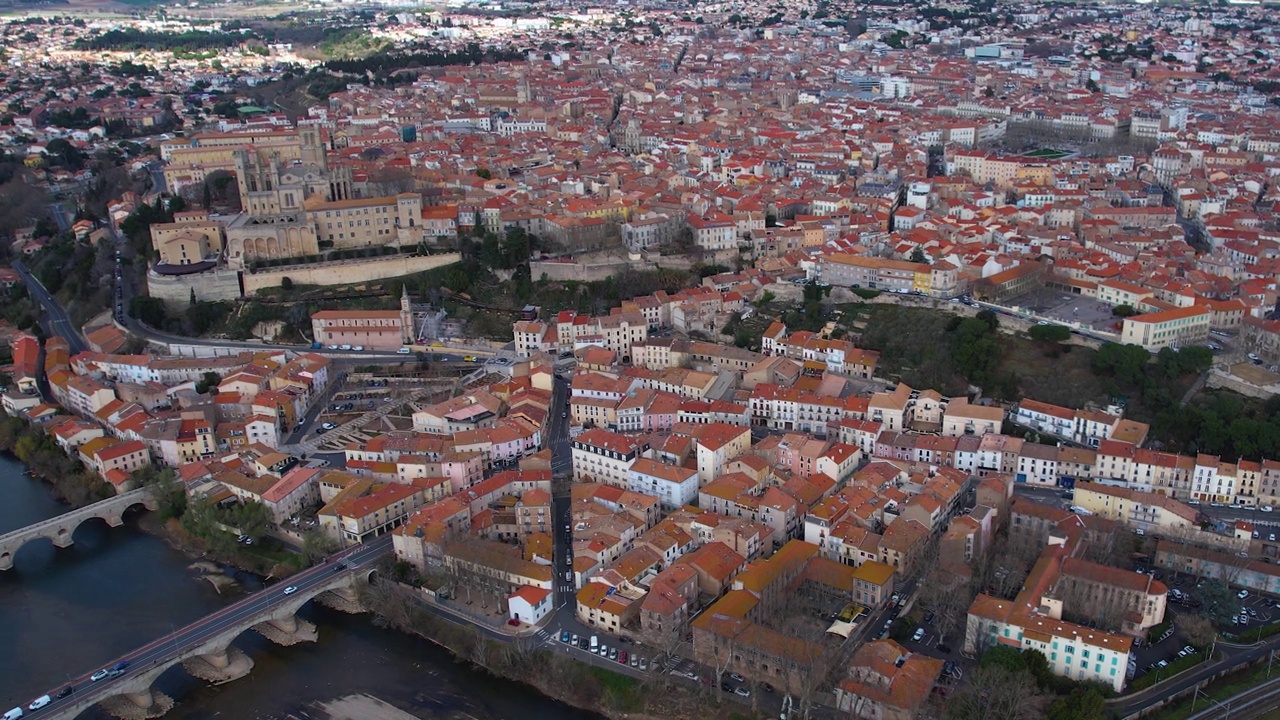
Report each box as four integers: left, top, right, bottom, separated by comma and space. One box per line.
589, 635, 599, 652
3, 708, 22, 720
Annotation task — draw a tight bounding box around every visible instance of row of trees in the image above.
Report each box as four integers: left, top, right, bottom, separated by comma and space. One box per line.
0, 416, 113, 506
74, 28, 245, 52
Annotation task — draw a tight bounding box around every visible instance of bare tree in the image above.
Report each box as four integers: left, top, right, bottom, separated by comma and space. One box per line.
944, 665, 1047, 720
1179, 614, 1217, 649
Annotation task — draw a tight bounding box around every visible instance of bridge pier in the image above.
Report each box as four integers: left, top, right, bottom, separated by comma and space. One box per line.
183, 646, 254, 685
100, 688, 175, 720
316, 586, 366, 614
254, 613, 318, 646
0, 552, 11, 571
52, 528, 74, 548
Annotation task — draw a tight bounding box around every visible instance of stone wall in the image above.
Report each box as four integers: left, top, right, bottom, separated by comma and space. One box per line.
147, 267, 244, 307
242, 253, 461, 295
1207, 369, 1280, 399
530, 249, 737, 283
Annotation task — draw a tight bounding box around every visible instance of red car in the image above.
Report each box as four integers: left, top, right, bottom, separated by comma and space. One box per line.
619, 651, 628, 664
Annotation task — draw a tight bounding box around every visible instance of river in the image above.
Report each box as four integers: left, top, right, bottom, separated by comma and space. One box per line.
0, 455, 600, 720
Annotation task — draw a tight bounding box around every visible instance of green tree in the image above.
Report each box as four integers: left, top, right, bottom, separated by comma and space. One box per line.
1046, 688, 1106, 720
1197, 578, 1238, 625
475, 168, 492, 180
1112, 304, 1138, 317
134, 466, 186, 520
301, 528, 340, 566
952, 317, 1001, 386
909, 247, 929, 264
129, 295, 168, 328
1029, 324, 1071, 343
195, 371, 221, 394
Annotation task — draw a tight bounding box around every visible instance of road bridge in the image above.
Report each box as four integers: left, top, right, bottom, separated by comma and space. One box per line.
32, 536, 391, 720
0, 488, 157, 571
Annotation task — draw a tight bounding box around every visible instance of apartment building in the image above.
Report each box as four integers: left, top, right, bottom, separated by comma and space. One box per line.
1119, 306, 1211, 351
628, 457, 699, 510
572, 428, 650, 487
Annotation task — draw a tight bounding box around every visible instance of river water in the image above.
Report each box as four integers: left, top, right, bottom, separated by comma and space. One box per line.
0, 455, 600, 720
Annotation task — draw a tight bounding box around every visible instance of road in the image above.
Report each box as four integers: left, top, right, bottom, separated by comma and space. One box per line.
13, 259, 88, 355
19, 536, 392, 718
1109, 636, 1280, 718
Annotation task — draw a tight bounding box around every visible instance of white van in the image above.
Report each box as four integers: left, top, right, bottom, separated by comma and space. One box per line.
589, 635, 599, 652
4, 707, 23, 720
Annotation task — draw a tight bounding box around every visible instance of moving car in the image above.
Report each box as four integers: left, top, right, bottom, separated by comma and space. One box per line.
321, 422, 337, 431
397, 347, 412, 354
283, 586, 299, 595
28, 695, 50, 710
463, 356, 477, 362
3, 708, 21, 720
55, 687, 72, 699
90, 669, 110, 682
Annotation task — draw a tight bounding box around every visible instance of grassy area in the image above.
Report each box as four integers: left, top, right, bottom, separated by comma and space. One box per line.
1146, 662, 1280, 720
586, 666, 644, 712
845, 304, 1197, 412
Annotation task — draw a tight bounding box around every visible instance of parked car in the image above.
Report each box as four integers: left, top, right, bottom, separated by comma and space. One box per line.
912, 628, 926, 642
619, 651, 628, 664
735, 687, 751, 698
1239, 590, 1250, 599
729, 673, 745, 683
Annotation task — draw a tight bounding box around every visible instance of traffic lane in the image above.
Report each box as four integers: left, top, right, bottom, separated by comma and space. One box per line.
54, 540, 390, 704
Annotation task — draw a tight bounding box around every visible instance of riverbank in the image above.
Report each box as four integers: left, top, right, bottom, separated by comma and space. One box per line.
136, 511, 301, 579
358, 580, 758, 720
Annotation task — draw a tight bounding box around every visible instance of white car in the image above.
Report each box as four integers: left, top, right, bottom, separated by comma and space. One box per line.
912, 628, 926, 642
339, 344, 352, 351
397, 347, 412, 354
1263, 506, 1274, 513
352, 346, 364, 352
90, 669, 110, 682
283, 586, 299, 595
1239, 590, 1250, 599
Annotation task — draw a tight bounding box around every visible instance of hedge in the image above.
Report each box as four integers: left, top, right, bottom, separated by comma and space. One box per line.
1129, 651, 1206, 691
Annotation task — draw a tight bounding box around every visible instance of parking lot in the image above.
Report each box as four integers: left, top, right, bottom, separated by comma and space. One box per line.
1007, 286, 1119, 333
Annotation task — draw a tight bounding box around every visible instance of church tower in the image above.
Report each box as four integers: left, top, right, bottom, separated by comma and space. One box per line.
299, 125, 328, 172
400, 286, 415, 345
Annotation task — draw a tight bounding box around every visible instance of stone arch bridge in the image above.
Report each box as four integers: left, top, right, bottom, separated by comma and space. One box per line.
0, 488, 157, 571
40, 537, 389, 720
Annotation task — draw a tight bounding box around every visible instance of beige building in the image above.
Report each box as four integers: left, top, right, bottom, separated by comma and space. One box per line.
150, 213, 224, 268
1120, 306, 1211, 351
306, 193, 424, 250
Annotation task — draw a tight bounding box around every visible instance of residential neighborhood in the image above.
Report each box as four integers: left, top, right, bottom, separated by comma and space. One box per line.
6, 0, 1280, 718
